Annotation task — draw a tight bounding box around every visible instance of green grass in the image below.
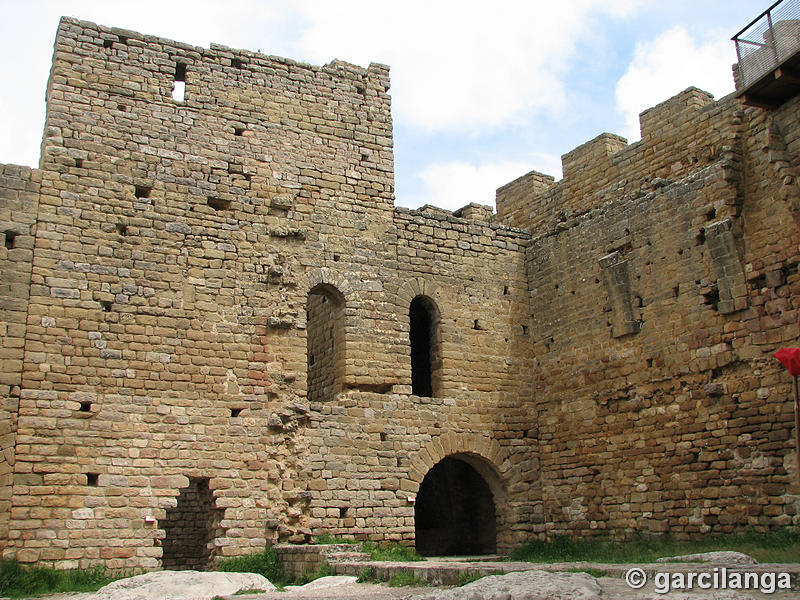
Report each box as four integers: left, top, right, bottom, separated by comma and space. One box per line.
356, 566, 376, 583
312, 534, 358, 544
387, 570, 426, 587
233, 589, 268, 595
0, 559, 114, 598
362, 541, 425, 562
216, 544, 287, 586
510, 529, 800, 564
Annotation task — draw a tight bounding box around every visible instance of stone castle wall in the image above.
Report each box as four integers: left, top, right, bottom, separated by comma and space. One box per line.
495, 89, 800, 538
0, 15, 798, 571
0, 165, 41, 546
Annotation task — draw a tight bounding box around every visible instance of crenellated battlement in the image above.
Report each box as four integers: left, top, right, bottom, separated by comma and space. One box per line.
495, 86, 740, 235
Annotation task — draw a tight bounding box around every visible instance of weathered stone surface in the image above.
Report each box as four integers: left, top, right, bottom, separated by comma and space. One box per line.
656, 551, 758, 566
409, 570, 602, 600
92, 570, 275, 599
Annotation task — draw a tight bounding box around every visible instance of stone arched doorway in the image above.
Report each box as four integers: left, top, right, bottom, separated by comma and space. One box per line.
414, 453, 499, 556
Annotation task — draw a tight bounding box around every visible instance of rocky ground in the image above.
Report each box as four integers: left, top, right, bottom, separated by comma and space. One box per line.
6, 552, 798, 600
14, 567, 799, 600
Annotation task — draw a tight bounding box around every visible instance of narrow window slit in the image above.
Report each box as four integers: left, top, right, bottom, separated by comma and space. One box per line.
234, 127, 245, 136
4, 230, 19, 250
135, 185, 151, 199
116, 223, 128, 236
410, 296, 440, 397
230, 408, 243, 418
100, 300, 113, 312
172, 63, 187, 102
86, 473, 100, 487
79, 400, 92, 412
231, 57, 243, 69
103, 39, 113, 49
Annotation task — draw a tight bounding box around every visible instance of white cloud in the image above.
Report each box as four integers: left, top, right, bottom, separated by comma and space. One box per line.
615, 26, 737, 142
292, 0, 639, 133
401, 156, 561, 211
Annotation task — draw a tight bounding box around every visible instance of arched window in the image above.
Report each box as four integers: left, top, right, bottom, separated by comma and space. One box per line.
307, 284, 345, 402
409, 295, 441, 397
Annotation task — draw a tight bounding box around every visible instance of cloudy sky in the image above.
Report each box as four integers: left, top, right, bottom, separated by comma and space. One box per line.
0, 1, 763, 211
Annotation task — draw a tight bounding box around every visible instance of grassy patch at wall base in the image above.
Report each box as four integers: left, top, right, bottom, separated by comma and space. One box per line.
363, 541, 425, 562
510, 529, 800, 564
216, 544, 286, 585
0, 559, 113, 598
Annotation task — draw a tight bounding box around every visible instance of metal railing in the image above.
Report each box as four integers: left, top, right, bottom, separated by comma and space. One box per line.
732, 0, 800, 89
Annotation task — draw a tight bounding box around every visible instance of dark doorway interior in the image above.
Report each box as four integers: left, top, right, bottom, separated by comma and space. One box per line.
161, 477, 223, 570
414, 456, 497, 556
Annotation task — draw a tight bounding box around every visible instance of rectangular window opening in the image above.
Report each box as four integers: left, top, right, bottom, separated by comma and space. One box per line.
174, 63, 187, 82
207, 197, 231, 211
173, 63, 187, 102
86, 473, 100, 487
79, 400, 93, 412
100, 300, 113, 312
134, 185, 151, 199
103, 39, 113, 49
231, 57, 243, 69
234, 127, 245, 136
172, 81, 186, 103
4, 230, 19, 250
231, 408, 243, 418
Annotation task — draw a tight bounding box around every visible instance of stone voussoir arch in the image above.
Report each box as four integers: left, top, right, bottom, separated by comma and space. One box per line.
396, 277, 444, 313
299, 268, 354, 301
404, 432, 514, 497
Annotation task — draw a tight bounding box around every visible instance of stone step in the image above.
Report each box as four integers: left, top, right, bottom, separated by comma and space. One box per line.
328, 551, 372, 562
332, 559, 800, 590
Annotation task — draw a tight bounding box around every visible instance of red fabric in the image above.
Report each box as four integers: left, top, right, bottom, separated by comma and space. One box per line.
774, 348, 800, 376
